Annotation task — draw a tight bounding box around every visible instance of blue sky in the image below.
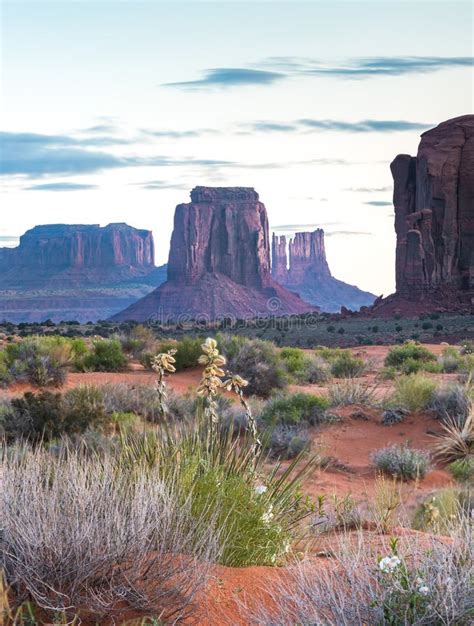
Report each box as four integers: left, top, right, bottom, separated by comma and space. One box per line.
1, 1, 472, 295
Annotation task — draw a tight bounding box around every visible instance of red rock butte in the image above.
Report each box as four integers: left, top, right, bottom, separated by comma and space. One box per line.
272, 230, 375, 313
372, 115, 474, 315
112, 187, 315, 322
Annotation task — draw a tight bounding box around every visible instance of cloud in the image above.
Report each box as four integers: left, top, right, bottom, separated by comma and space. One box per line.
141, 128, 215, 139
134, 180, 190, 191
249, 122, 298, 133
272, 222, 341, 232
325, 230, 372, 237
345, 186, 391, 192
163, 67, 285, 89
24, 182, 98, 191
298, 119, 431, 132
364, 200, 392, 206
0, 236, 19, 242
263, 55, 474, 79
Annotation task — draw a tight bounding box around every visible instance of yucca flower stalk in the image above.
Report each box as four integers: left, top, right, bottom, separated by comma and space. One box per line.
151, 348, 177, 420
223, 372, 261, 455
197, 338, 225, 426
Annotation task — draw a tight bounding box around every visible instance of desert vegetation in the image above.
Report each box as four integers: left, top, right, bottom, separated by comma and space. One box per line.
1, 331, 473, 624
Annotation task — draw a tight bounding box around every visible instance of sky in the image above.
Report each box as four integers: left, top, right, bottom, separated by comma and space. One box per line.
1, 0, 473, 296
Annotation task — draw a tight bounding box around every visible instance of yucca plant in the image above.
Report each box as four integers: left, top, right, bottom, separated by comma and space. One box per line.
432, 412, 474, 462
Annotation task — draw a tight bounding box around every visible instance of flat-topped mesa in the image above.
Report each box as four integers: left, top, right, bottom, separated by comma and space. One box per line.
392, 115, 474, 297
0, 223, 155, 273
112, 187, 315, 321
168, 186, 271, 288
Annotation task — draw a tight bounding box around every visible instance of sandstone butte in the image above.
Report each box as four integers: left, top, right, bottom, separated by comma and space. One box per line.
272, 229, 375, 312
111, 187, 316, 322
370, 114, 474, 316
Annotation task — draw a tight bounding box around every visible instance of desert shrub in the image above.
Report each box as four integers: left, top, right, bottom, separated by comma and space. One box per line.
0, 350, 12, 386
328, 380, 378, 406
385, 342, 436, 370
390, 374, 436, 412
78, 338, 128, 372
429, 382, 472, 425
155, 336, 203, 371
448, 458, 474, 482
378, 366, 397, 380
119, 325, 157, 358
330, 352, 365, 378
267, 424, 311, 459
260, 393, 330, 427
372, 443, 430, 480
0, 398, 15, 438
382, 407, 409, 426
218, 335, 286, 397
280, 348, 330, 384
1, 446, 218, 621
121, 417, 316, 568
4, 337, 71, 387
244, 509, 473, 626
438, 347, 462, 373
62, 384, 108, 433
432, 413, 473, 462
312, 494, 361, 533
8, 392, 64, 442
413, 488, 473, 534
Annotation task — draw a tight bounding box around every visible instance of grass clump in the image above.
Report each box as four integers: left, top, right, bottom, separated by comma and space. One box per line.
429, 382, 472, 425
372, 443, 431, 480
432, 413, 473, 462
330, 351, 365, 378
328, 380, 378, 406
384, 341, 436, 371
259, 392, 330, 427
280, 347, 330, 384
448, 457, 474, 483
390, 374, 436, 412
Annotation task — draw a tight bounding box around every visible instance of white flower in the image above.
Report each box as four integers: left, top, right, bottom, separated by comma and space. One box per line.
379, 555, 401, 573
261, 505, 274, 525
416, 577, 424, 586
418, 585, 430, 596
255, 484, 267, 495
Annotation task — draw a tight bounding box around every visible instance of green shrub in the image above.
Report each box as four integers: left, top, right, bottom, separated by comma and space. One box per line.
121, 416, 316, 567
218, 335, 286, 397
80, 339, 128, 372
62, 384, 108, 433
391, 374, 436, 412
9, 391, 64, 442
5, 337, 71, 387
260, 393, 330, 427
413, 488, 472, 533
280, 348, 329, 384
328, 380, 378, 406
330, 351, 365, 378
372, 443, 431, 480
385, 342, 436, 369
156, 336, 203, 370
448, 458, 474, 483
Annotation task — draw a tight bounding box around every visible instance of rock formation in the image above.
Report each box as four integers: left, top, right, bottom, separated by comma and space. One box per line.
372, 115, 474, 315
112, 187, 315, 322
272, 230, 375, 312
0, 224, 166, 322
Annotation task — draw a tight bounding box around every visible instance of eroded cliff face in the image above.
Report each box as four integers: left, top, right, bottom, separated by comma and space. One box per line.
392, 115, 474, 296
271, 230, 375, 313
0, 223, 164, 322
168, 187, 270, 288
112, 187, 314, 322
0, 223, 154, 278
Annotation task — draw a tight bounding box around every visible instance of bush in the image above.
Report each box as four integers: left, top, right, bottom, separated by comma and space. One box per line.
62, 384, 108, 433
328, 380, 378, 406
218, 335, 286, 397
413, 488, 473, 534
260, 393, 330, 427
391, 374, 436, 412
280, 348, 329, 384
79, 338, 128, 372
155, 336, 203, 371
448, 458, 474, 482
385, 342, 436, 369
330, 351, 365, 378
1, 446, 218, 621
4, 337, 72, 387
429, 382, 471, 425
8, 391, 64, 442
372, 443, 431, 480
267, 424, 311, 459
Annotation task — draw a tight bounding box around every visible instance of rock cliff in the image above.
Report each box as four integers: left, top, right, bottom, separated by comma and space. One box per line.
112, 187, 315, 322
272, 230, 375, 312
372, 115, 474, 315
0, 224, 165, 322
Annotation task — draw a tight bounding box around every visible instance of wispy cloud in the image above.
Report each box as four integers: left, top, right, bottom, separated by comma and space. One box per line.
325, 230, 373, 237
164, 67, 284, 90
263, 55, 474, 78
272, 222, 341, 232
244, 119, 431, 134
364, 200, 392, 206
140, 128, 216, 139
24, 182, 98, 191
345, 186, 392, 192
134, 180, 190, 191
